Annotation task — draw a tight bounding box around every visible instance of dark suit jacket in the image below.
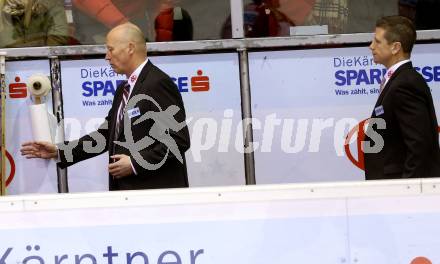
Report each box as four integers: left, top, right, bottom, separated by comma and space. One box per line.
364, 61, 440, 179
58, 61, 190, 190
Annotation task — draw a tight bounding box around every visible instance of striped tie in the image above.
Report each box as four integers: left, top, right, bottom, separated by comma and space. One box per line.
115, 82, 130, 139
379, 77, 386, 94
379, 70, 393, 94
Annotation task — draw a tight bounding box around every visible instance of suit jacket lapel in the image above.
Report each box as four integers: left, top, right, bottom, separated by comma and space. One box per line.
373, 61, 412, 109
128, 60, 153, 100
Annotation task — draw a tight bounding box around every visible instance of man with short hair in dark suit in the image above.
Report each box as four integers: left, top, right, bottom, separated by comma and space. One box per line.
21, 23, 190, 190
364, 15, 440, 179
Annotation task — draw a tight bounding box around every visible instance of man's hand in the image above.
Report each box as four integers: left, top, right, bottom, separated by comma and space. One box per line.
20, 141, 58, 159
109, 154, 134, 179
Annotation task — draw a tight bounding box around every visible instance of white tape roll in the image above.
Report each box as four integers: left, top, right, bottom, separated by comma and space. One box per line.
29, 104, 53, 143
27, 74, 51, 97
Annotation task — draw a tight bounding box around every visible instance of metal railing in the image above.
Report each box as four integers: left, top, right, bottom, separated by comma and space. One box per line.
1, 30, 440, 194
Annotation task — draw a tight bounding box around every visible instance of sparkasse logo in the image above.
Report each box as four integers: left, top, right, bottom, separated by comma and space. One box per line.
172, 69, 210, 93
8, 76, 27, 99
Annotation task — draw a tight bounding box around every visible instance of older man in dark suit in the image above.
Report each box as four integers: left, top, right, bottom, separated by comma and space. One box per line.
364, 15, 440, 179
21, 23, 190, 190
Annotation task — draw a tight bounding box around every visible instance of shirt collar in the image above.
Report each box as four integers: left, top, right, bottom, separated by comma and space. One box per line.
386, 59, 410, 80
127, 58, 149, 88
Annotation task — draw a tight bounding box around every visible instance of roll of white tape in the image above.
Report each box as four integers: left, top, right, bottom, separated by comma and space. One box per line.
27, 74, 51, 97
29, 103, 53, 143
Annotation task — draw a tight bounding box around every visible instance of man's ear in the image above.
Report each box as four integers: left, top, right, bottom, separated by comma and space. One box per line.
128, 42, 135, 54
391, 42, 402, 55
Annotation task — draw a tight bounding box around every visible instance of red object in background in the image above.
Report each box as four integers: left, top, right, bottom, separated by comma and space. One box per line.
344, 119, 368, 171
345, 119, 440, 171
411, 257, 432, 264
0, 147, 16, 187
155, 7, 174, 41
278, 0, 315, 25
72, 0, 141, 28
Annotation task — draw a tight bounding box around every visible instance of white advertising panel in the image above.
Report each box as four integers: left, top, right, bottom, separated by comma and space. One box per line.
4, 60, 57, 194
60, 53, 244, 192
249, 44, 440, 184
347, 195, 440, 264
1, 182, 439, 264
60, 59, 121, 192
